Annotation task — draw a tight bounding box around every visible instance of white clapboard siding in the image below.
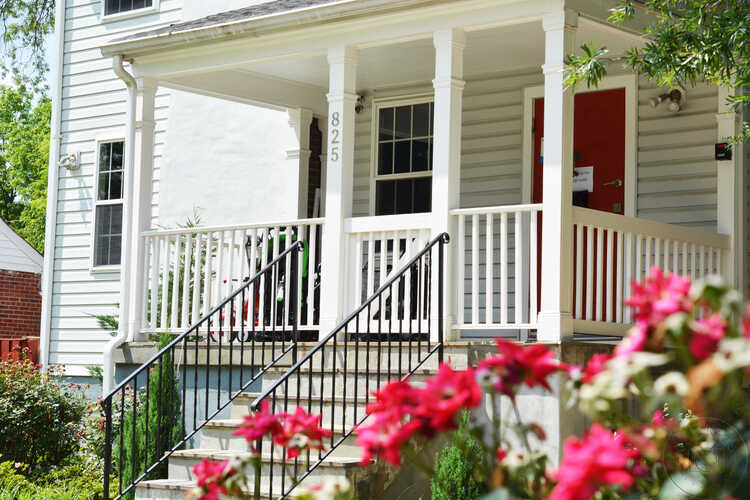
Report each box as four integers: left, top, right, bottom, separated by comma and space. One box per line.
48, 0, 182, 374
636, 80, 719, 231
0, 219, 43, 274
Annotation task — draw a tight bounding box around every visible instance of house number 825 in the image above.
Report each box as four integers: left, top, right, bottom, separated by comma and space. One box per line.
330, 112, 340, 162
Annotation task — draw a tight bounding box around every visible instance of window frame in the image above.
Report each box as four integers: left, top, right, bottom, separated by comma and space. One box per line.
101, 0, 159, 23
90, 138, 126, 273
369, 94, 435, 216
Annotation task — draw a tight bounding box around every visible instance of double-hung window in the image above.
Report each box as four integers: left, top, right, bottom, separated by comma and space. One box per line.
93, 141, 124, 268
374, 100, 433, 215
104, 0, 154, 17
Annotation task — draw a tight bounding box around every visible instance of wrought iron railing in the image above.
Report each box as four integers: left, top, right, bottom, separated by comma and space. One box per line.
249, 232, 449, 499
101, 241, 304, 499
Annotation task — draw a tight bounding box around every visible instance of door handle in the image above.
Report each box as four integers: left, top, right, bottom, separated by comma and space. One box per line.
603, 179, 623, 188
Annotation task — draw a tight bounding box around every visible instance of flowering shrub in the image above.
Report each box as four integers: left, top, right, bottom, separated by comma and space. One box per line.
0, 348, 88, 469
190, 268, 750, 500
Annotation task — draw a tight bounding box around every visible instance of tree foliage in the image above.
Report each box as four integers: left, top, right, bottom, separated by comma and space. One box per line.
0, 0, 54, 83
0, 84, 50, 252
566, 0, 750, 142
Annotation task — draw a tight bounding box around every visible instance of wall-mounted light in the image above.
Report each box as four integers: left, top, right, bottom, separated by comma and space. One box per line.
355, 94, 366, 114
58, 152, 80, 171
650, 87, 686, 113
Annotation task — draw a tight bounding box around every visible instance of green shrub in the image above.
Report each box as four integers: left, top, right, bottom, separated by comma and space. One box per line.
0, 454, 112, 500
431, 413, 488, 500
0, 349, 88, 468
113, 333, 182, 498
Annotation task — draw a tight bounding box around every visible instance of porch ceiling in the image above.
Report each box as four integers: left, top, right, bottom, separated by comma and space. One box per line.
159, 17, 641, 113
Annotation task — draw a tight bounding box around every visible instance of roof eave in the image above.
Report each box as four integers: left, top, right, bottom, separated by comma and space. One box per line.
100, 0, 444, 58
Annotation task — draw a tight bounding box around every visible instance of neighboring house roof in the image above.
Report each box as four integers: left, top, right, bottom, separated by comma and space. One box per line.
115, 0, 340, 42
0, 218, 43, 274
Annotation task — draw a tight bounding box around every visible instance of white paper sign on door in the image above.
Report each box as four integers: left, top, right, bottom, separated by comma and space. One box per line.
573, 166, 593, 193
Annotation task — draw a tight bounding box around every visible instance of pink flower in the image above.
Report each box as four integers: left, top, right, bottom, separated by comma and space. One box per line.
579, 353, 613, 384
551, 424, 640, 500
233, 400, 283, 448
743, 303, 750, 339
689, 313, 727, 361
415, 364, 482, 431
273, 406, 332, 459
365, 380, 420, 421
477, 339, 567, 399
191, 458, 234, 500
626, 267, 692, 325
613, 323, 648, 357
356, 413, 421, 466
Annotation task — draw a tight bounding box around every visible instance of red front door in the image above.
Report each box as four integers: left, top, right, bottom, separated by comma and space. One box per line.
532, 88, 626, 319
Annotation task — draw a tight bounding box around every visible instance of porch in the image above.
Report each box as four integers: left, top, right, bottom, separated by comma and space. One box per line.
102, 0, 741, 345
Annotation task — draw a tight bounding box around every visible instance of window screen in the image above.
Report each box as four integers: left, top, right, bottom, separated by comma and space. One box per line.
105, 0, 153, 16
375, 101, 433, 215
94, 141, 124, 267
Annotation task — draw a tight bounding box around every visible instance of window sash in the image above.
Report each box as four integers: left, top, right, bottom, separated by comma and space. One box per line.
94, 140, 125, 268
104, 0, 153, 16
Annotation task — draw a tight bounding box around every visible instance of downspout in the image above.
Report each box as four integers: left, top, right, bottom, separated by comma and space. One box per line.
39, 0, 67, 370
102, 55, 136, 395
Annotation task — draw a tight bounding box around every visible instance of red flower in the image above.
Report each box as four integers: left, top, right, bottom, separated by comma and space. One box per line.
415, 364, 482, 431
495, 447, 508, 463
273, 406, 332, 459
365, 380, 420, 421
689, 313, 727, 361
233, 400, 283, 449
625, 268, 692, 327
191, 458, 234, 500
579, 353, 612, 384
477, 339, 567, 399
356, 413, 421, 466
551, 424, 640, 500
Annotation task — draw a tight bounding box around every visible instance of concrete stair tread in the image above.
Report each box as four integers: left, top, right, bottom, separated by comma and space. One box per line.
171, 448, 368, 467
203, 418, 360, 434
264, 366, 437, 375
136, 478, 279, 498
235, 392, 374, 404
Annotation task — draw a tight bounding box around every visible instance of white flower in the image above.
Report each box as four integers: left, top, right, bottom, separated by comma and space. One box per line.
712, 337, 750, 372
606, 352, 670, 377
293, 477, 351, 500
502, 450, 530, 471
653, 372, 689, 397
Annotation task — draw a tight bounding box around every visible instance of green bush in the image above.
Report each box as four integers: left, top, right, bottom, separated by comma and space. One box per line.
0, 349, 88, 468
113, 333, 182, 498
431, 413, 488, 500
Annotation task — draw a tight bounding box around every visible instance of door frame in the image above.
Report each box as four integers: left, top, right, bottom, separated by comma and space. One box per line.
520, 74, 638, 217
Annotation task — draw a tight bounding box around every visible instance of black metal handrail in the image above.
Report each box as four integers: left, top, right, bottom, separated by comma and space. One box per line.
101, 241, 304, 500
249, 232, 449, 499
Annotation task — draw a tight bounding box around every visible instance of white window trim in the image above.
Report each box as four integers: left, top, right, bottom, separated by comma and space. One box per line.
101, 0, 160, 23
90, 138, 125, 273
368, 94, 435, 216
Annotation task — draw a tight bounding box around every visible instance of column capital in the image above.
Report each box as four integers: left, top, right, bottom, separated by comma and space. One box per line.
542, 10, 578, 32
326, 92, 359, 104
135, 76, 159, 93
432, 77, 466, 90
327, 46, 359, 65
433, 28, 466, 49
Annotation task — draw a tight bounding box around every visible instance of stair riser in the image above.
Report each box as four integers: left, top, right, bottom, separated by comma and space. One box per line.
231, 395, 368, 422
291, 346, 468, 371
200, 426, 363, 460
169, 456, 354, 483
260, 372, 431, 396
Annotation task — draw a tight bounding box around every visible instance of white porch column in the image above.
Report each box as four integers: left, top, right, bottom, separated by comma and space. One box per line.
125, 77, 158, 341
287, 108, 314, 218
432, 28, 465, 340
716, 87, 744, 290
537, 11, 577, 342
319, 46, 358, 333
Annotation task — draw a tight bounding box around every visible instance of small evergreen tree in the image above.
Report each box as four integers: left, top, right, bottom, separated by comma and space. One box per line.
431, 412, 488, 500
113, 333, 182, 499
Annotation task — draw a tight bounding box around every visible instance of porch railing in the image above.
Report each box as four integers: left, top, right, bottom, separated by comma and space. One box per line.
451, 204, 542, 332
344, 214, 433, 334
571, 207, 731, 335
141, 219, 323, 334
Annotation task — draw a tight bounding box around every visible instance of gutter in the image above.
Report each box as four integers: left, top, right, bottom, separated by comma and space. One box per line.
102, 55, 136, 395
39, 0, 67, 370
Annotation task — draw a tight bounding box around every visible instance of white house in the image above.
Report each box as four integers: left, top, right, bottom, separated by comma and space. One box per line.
40, 0, 749, 498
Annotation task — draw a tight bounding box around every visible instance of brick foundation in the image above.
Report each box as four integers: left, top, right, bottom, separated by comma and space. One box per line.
0, 269, 42, 338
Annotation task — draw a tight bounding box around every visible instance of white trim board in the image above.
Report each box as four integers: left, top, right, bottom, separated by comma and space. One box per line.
521, 74, 638, 217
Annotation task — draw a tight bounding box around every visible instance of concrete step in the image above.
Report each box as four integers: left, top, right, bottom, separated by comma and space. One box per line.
168, 448, 368, 485
231, 391, 371, 426
199, 418, 364, 460
134, 476, 346, 500
259, 366, 437, 396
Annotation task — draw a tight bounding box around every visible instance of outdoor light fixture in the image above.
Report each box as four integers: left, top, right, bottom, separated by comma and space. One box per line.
650, 87, 686, 113
355, 94, 366, 114
58, 152, 80, 171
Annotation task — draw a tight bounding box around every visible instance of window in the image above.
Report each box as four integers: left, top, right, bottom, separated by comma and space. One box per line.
374, 100, 433, 215
94, 141, 124, 267
105, 0, 153, 16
